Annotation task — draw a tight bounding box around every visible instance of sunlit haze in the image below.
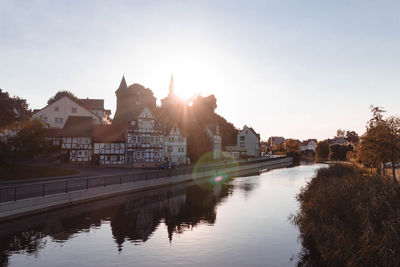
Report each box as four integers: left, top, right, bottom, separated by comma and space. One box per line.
1, 0, 400, 140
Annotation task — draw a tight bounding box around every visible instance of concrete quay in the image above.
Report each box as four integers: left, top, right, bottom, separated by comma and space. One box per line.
0, 157, 293, 221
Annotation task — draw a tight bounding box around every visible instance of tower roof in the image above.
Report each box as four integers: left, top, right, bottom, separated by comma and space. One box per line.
116, 75, 128, 94
168, 74, 174, 96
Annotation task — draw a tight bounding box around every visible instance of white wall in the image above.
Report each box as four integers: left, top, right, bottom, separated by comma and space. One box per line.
237, 126, 260, 157
164, 127, 187, 164
32, 97, 101, 128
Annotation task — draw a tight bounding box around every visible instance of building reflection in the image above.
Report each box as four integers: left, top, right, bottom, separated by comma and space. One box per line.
0, 179, 253, 265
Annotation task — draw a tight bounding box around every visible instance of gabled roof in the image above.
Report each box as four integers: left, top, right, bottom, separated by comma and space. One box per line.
32, 96, 101, 121
93, 125, 125, 142
62, 116, 94, 137
241, 125, 260, 139
301, 139, 318, 146
80, 98, 104, 110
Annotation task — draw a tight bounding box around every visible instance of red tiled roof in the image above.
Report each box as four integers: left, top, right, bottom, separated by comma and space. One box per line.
93, 125, 125, 142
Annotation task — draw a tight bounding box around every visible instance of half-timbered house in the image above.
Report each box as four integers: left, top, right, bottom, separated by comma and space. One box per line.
93, 125, 126, 165
61, 116, 94, 162
126, 106, 164, 168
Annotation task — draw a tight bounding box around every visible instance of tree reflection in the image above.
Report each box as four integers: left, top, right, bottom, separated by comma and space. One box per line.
0, 179, 252, 265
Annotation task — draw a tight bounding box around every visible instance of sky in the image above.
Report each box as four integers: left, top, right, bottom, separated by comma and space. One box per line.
1, 0, 400, 141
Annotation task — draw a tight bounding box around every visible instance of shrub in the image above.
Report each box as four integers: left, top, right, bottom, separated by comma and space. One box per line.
292, 164, 400, 266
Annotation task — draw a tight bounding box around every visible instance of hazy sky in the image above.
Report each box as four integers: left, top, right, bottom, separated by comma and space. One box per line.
1, 0, 400, 141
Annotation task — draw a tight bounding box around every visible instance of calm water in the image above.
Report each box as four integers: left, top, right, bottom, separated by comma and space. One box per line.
0, 164, 323, 267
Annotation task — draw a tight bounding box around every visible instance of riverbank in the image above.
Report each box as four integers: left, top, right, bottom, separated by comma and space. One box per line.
0, 156, 293, 221
292, 164, 400, 266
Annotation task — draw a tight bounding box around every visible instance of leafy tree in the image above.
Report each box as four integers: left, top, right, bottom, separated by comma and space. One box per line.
47, 90, 80, 105
0, 89, 30, 127
329, 144, 349, 161
359, 106, 400, 180
285, 139, 300, 164
346, 130, 359, 144
0, 119, 48, 172
315, 140, 329, 162
336, 128, 346, 138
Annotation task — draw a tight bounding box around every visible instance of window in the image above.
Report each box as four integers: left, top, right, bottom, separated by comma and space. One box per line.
240, 142, 245, 147
55, 117, 63, 123
79, 138, 82, 144
55, 106, 59, 111
78, 151, 83, 156
240, 136, 245, 141
246, 130, 248, 134
71, 107, 77, 113
43, 117, 48, 122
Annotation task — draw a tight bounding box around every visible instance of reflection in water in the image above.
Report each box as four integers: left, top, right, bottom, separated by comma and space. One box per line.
0, 165, 319, 267
0, 181, 236, 265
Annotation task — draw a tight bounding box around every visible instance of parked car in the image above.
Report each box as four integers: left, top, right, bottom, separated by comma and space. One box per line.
159, 162, 179, 169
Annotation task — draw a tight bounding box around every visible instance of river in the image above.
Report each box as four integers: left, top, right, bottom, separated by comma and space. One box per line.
0, 164, 324, 267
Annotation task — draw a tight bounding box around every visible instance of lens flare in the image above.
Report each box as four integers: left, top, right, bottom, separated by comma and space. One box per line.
192, 151, 239, 189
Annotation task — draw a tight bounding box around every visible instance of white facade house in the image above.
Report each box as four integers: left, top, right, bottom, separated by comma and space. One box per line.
300, 139, 318, 152
32, 96, 101, 128
235, 126, 260, 157
164, 126, 187, 165
126, 106, 164, 168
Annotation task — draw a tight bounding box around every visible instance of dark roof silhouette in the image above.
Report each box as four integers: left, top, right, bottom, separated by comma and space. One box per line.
80, 99, 104, 110
93, 125, 125, 142
62, 116, 94, 137
116, 75, 128, 94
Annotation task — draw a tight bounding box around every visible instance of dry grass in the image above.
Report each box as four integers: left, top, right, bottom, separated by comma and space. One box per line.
291, 164, 400, 266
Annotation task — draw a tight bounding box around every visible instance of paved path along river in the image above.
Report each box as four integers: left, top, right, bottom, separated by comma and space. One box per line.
0, 163, 324, 267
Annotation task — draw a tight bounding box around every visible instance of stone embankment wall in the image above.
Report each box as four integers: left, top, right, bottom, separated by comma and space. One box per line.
0, 157, 292, 221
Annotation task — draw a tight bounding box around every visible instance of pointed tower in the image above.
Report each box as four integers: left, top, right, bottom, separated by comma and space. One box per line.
168, 75, 175, 97
116, 75, 128, 95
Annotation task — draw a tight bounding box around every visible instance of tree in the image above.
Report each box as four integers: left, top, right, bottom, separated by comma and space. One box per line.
0, 89, 30, 127
359, 106, 400, 181
47, 90, 80, 105
336, 128, 346, 138
346, 130, 359, 144
315, 140, 329, 162
329, 144, 349, 161
285, 139, 300, 164
0, 119, 48, 172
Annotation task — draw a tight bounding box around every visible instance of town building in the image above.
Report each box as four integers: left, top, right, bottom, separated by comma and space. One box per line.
93, 125, 126, 165
160, 75, 180, 108
300, 139, 318, 152
268, 136, 286, 147
32, 96, 101, 128
60, 116, 94, 162
113, 76, 157, 126
206, 125, 222, 159
164, 125, 187, 164
80, 98, 112, 125
237, 126, 260, 157
126, 106, 164, 168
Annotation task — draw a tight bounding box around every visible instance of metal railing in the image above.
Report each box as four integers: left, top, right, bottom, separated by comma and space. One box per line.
0, 156, 288, 203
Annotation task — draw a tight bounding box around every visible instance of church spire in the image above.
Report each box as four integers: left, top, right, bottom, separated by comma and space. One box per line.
118, 75, 128, 91
168, 74, 175, 96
